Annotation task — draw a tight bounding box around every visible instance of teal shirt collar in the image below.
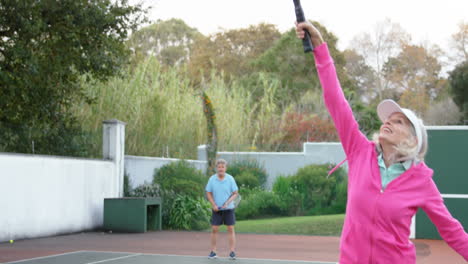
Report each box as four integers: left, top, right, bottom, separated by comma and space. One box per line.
378, 153, 413, 170
378, 153, 413, 190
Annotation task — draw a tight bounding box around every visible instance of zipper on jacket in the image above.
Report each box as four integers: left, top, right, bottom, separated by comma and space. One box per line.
369, 190, 383, 263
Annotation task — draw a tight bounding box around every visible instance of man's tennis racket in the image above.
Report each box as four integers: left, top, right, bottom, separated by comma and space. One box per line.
219, 193, 242, 210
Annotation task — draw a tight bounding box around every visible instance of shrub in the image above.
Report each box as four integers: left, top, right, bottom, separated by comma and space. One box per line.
326, 166, 348, 214
152, 160, 208, 228
123, 172, 133, 197
153, 160, 207, 197
130, 183, 161, 198
226, 159, 267, 189
272, 176, 303, 216
272, 164, 347, 216
235, 171, 260, 189
168, 195, 211, 230
292, 164, 336, 215
279, 112, 338, 150
235, 190, 285, 220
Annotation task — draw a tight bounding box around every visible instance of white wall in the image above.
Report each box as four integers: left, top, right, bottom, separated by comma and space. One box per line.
0, 153, 117, 242
125, 143, 345, 190
216, 142, 347, 189
125, 155, 208, 188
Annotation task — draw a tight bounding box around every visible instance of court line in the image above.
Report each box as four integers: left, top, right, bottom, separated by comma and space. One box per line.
84, 250, 338, 263
4, 250, 86, 264
441, 194, 468, 199
85, 253, 141, 264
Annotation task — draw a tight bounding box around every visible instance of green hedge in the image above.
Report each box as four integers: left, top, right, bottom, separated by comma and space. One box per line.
226, 159, 267, 189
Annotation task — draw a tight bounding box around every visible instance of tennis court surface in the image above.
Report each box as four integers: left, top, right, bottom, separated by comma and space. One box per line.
4, 251, 336, 264
1, 231, 466, 264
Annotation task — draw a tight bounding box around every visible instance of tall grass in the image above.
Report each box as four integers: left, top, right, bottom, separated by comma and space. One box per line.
73, 56, 285, 158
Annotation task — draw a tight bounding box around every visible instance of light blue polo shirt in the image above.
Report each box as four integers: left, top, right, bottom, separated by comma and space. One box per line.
378, 153, 413, 190
205, 173, 238, 209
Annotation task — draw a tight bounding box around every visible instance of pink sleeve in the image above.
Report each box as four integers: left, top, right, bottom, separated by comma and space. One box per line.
313, 43, 368, 156
422, 179, 468, 260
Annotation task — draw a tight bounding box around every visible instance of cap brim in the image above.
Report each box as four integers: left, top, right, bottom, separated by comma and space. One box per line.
377, 99, 404, 123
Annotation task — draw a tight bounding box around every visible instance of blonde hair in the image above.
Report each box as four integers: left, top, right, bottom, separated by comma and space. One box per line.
373, 117, 428, 163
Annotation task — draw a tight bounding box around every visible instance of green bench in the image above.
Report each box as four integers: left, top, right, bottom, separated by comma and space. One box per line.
103, 197, 162, 233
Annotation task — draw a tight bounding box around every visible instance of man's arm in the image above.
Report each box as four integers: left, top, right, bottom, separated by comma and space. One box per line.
206, 192, 219, 212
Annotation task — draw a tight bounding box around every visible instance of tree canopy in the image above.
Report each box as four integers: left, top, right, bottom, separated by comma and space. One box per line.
126, 18, 202, 67
0, 0, 146, 155
449, 61, 468, 123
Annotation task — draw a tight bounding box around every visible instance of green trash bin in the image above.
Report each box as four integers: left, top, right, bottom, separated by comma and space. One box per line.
103, 197, 162, 233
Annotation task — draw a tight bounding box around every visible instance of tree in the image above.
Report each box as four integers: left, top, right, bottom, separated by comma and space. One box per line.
449, 61, 468, 123
0, 0, 146, 155
126, 18, 203, 67
343, 49, 379, 102
383, 44, 444, 116
425, 98, 462, 125
251, 21, 354, 107
188, 23, 281, 82
450, 21, 468, 65
349, 18, 410, 102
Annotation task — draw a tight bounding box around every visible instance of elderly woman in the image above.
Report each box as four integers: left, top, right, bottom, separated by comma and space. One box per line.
295, 21, 468, 263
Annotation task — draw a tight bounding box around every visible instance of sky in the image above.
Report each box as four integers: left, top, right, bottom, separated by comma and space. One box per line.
133, 0, 467, 53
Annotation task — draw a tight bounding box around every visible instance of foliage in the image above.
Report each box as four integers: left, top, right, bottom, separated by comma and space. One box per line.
75, 58, 264, 157
384, 44, 444, 116
71, 18, 459, 159
449, 61, 468, 122
123, 172, 132, 197
450, 22, 468, 65
279, 111, 338, 149
236, 164, 347, 220
272, 176, 303, 216
234, 172, 259, 190
344, 89, 381, 136
251, 21, 354, 106
425, 98, 462, 125
349, 18, 410, 102
0, 0, 146, 155
201, 91, 218, 175
273, 164, 347, 216
188, 23, 281, 83
152, 160, 207, 228
168, 195, 211, 230
343, 49, 379, 101
226, 159, 268, 189
153, 160, 206, 197
0, 119, 95, 156
74, 58, 206, 158
235, 190, 285, 220
129, 183, 161, 198
127, 18, 203, 67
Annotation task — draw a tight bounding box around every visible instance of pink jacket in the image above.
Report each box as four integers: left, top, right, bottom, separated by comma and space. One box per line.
313, 43, 468, 263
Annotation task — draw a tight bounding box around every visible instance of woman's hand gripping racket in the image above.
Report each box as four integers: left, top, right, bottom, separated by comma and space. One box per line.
293, 0, 314, 52
219, 192, 242, 210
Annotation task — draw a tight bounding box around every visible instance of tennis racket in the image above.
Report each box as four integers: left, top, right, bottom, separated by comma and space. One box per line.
219, 193, 242, 210
293, 0, 314, 53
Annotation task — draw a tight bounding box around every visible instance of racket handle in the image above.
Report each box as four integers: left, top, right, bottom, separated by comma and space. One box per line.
294, 0, 314, 53
302, 30, 313, 53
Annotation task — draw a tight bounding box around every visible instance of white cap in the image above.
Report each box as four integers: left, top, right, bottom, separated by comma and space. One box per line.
377, 99, 423, 153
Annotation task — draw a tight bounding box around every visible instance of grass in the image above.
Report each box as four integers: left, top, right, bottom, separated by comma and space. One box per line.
213, 214, 345, 236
